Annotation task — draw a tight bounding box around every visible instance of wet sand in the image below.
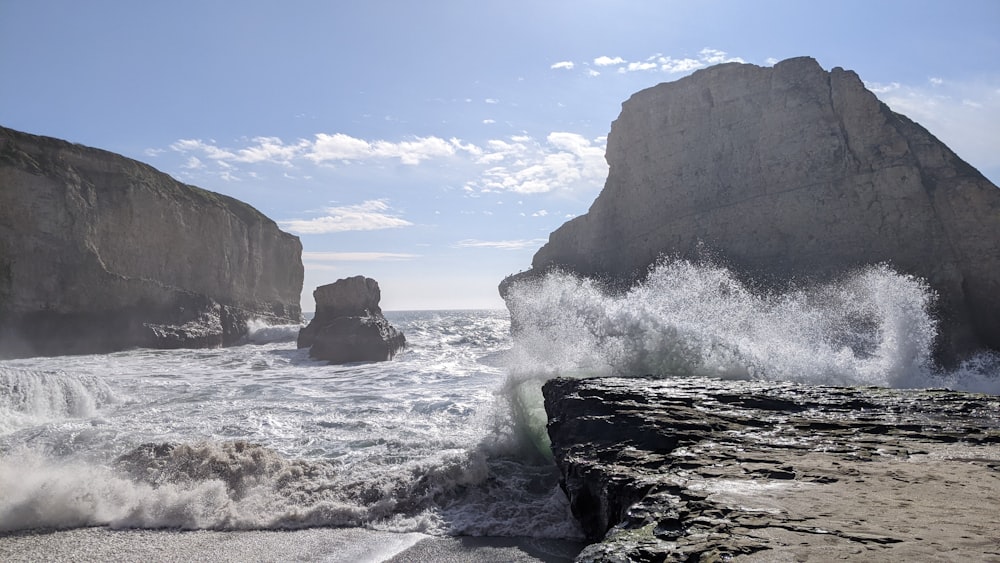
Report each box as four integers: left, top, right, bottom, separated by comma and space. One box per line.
0, 528, 584, 563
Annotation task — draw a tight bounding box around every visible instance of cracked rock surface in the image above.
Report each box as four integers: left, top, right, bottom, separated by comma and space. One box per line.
543, 376, 1000, 561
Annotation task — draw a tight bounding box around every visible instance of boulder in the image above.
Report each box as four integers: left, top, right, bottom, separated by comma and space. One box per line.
0, 126, 303, 357
501, 57, 1000, 364
297, 276, 405, 363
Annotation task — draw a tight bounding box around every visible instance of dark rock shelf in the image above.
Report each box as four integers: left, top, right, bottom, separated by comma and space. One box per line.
543, 376, 1000, 561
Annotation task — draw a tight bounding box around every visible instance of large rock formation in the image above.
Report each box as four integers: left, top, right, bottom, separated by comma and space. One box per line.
0, 126, 303, 357
544, 376, 1000, 561
502, 56, 1000, 363
297, 276, 405, 364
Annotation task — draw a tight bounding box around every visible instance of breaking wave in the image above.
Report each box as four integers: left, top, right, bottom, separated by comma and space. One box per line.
503, 259, 1000, 394
0, 439, 577, 537
0, 368, 119, 434
245, 320, 303, 344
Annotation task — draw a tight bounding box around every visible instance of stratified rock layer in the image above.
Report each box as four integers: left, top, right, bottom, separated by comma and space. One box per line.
543, 376, 1000, 561
505, 57, 1000, 362
297, 276, 405, 364
0, 126, 303, 357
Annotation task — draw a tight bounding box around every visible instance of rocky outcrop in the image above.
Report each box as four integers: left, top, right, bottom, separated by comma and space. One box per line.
543, 376, 1000, 561
0, 126, 303, 357
502, 57, 1000, 363
297, 276, 405, 363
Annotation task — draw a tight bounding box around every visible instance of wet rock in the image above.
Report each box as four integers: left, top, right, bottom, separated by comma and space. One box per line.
543, 376, 1000, 561
298, 276, 405, 364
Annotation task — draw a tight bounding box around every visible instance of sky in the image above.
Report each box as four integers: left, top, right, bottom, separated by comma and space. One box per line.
2, 1, 998, 311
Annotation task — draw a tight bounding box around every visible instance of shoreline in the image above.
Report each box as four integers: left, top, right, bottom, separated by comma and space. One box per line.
0, 528, 585, 563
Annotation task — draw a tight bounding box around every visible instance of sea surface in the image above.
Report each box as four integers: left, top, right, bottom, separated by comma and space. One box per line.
2, 260, 999, 560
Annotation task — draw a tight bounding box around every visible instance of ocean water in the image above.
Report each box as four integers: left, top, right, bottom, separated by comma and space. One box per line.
2, 260, 999, 557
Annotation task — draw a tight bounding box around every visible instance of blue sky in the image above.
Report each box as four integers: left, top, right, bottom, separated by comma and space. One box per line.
2, 1, 998, 311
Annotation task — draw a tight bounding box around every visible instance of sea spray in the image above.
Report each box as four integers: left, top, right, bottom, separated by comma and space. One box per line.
503, 259, 943, 389
505, 258, 1000, 393
245, 319, 303, 344
0, 311, 583, 539
0, 368, 119, 434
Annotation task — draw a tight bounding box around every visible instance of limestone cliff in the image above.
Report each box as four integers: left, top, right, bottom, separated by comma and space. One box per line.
502, 56, 1000, 362
0, 126, 303, 357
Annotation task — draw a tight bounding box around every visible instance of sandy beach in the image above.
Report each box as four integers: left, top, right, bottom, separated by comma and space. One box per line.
0, 528, 584, 562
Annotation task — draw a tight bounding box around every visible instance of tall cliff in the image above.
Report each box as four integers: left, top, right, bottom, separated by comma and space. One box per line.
503, 57, 1000, 362
0, 126, 303, 357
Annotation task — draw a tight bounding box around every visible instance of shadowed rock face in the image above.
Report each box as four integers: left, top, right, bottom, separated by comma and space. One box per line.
297, 276, 405, 364
543, 376, 1000, 561
502, 57, 1000, 363
0, 126, 304, 357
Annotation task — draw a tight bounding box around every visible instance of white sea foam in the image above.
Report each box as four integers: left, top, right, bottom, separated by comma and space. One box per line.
2, 290, 994, 540
245, 320, 303, 344
0, 368, 119, 434
0, 311, 582, 539
503, 258, 998, 392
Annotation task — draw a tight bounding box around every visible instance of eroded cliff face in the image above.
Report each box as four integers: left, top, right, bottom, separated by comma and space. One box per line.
0, 126, 303, 357
505, 57, 1000, 362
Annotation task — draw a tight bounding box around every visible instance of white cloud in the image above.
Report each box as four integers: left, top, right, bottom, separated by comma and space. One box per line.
307, 133, 376, 162
305, 133, 456, 165
182, 156, 204, 170
171, 133, 464, 170
454, 238, 547, 250
866, 81, 902, 94
583, 50, 741, 76
485, 98, 499, 104
627, 61, 658, 72
171, 139, 237, 160
532, 210, 549, 217
699, 48, 744, 65
659, 57, 704, 73
280, 200, 413, 235
469, 132, 608, 195
551, 61, 575, 70
370, 136, 455, 164
162, 128, 608, 196
483, 119, 496, 124
235, 136, 309, 165
587, 69, 600, 77
594, 56, 625, 66
303, 251, 419, 262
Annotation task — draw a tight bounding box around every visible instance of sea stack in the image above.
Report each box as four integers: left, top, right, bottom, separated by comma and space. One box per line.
0, 126, 304, 357
297, 276, 405, 364
500, 57, 1000, 363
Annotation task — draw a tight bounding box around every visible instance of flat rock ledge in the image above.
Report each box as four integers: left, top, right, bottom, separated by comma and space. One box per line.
542, 376, 1000, 562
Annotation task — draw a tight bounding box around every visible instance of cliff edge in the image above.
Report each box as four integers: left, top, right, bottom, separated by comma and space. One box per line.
501, 57, 1000, 363
0, 126, 303, 357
